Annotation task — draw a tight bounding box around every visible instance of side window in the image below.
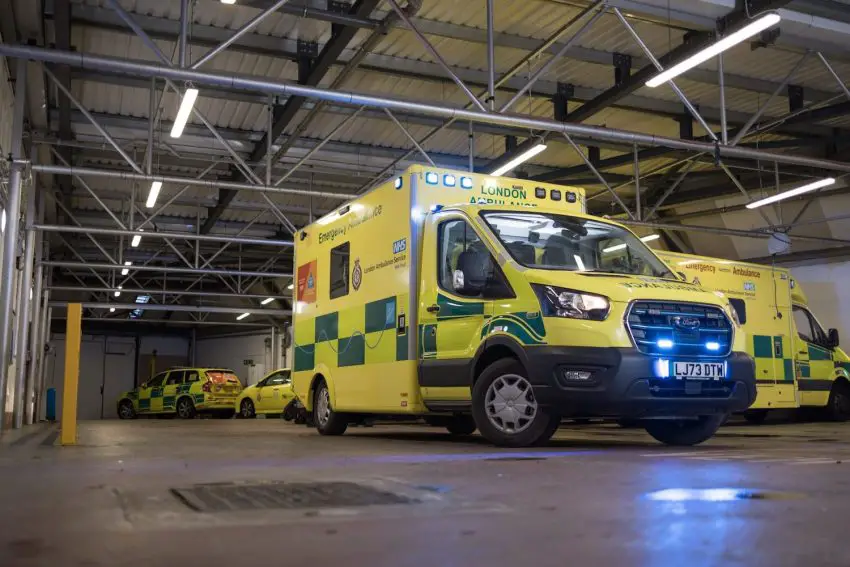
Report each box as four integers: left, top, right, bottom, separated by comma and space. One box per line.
165, 370, 186, 386
329, 242, 350, 299
185, 371, 200, 383
147, 372, 168, 388
280, 370, 292, 385
438, 219, 511, 299
268, 376, 285, 386
793, 306, 818, 343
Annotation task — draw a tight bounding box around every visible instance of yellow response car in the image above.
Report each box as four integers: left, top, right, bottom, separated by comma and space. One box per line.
235, 369, 294, 418
117, 367, 243, 419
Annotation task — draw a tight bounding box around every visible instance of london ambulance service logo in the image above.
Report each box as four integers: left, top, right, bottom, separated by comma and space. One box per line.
352, 258, 362, 291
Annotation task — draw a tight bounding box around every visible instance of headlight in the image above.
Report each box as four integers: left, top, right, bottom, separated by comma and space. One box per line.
532, 284, 610, 321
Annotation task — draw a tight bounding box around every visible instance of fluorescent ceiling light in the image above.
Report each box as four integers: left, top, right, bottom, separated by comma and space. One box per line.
261, 297, 274, 305
110, 307, 116, 313
121, 268, 129, 276
489, 143, 548, 176
114, 291, 121, 297
220, 0, 236, 3
170, 88, 199, 138
131, 229, 143, 248
287, 283, 294, 290
1, 209, 5, 232
647, 14, 781, 88
237, 312, 250, 321
146, 181, 163, 208
746, 178, 835, 209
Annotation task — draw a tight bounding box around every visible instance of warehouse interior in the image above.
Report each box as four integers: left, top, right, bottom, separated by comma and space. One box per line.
2, 0, 850, 565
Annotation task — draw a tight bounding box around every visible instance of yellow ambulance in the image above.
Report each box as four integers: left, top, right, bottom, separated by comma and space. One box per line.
657, 251, 850, 423
291, 165, 756, 447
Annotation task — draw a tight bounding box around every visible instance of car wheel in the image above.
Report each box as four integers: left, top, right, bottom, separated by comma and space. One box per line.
445, 415, 477, 436
118, 400, 136, 420
644, 415, 726, 446
827, 381, 850, 422
313, 380, 348, 436
743, 409, 769, 424
176, 397, 196, 420
240, 399, 256, 419
471, 358, 559, 447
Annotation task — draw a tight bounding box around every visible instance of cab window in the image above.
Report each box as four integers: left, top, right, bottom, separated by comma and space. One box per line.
793, 305, 826, 344
145, 372, 168, 388
165, 370, 186, 386
438, 219, 511, 299
329, 242, 350, 299
185, 371, 200, 383
265, 371, 292, 387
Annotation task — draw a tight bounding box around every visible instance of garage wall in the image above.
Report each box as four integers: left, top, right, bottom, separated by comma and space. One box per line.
789, 261, 850, 341
45, 333, 190, 420
195, 332, 280, 387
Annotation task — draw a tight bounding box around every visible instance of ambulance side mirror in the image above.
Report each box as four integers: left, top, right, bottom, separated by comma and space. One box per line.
827, 328, 840, 349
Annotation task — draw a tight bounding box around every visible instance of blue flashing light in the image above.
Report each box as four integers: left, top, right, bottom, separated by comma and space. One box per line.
654, 358, 670, 379
657, 339, 674, 349
425, 172, 439, 185
443, 174, 456, 187
460, 176, 473, 189
430, 204, 443, 213
706, 341, 721, 351
394, 177, 403, 189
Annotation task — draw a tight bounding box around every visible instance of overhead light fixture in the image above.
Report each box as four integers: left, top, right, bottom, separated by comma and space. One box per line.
131, 229, 144, 248
603, 234, 660, 253
220, 0, 236, 4
146, 181, 163, 208
114, 290, 121, 297
121, 260, 132, 276
109, 307, 116, 313
261, 297, 274, 305
237, 312, 250, 321
287, 283, 294, 290
1, 208, 5, 232
170, 87, 199, 138
746, 178, 835, 209
647, 14, 781, 88
489, 143, 548, 176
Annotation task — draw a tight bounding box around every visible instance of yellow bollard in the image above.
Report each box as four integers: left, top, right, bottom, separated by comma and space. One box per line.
60, 303, 82, 446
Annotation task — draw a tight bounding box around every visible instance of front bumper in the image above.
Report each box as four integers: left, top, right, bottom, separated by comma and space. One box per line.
526, 346, 756, 419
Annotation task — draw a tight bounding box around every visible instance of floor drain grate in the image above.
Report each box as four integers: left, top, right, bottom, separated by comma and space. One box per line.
171, 481, 417, 513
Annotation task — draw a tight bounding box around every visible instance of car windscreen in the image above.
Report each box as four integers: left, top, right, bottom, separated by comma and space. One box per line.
482, 212, 674, 279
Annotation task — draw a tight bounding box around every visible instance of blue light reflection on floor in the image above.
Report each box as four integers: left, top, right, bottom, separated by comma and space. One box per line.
646, 488, 760, 502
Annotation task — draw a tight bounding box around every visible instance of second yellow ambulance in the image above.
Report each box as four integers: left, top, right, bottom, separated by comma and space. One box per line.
657, 250, 850, 422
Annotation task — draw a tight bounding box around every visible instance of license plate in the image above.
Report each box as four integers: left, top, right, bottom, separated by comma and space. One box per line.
673, 361, 725, 380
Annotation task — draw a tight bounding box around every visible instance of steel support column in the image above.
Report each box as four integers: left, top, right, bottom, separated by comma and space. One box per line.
0, 59, 26, 433
24, 200, 45, 425
12, 180, 36, 428
485, 0, 495, 111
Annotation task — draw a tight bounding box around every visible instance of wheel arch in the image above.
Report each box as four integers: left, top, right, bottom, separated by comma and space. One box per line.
306, 365, 336, 411
471, 335, 529, 385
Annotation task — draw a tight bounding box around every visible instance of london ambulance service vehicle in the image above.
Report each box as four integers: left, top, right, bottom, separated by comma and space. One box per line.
290, 165, 756, 447
657, 250, 850, 423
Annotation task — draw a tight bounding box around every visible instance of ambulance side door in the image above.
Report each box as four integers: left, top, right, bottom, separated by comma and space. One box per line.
793, 305, 834, 399
418, 213, 503, 387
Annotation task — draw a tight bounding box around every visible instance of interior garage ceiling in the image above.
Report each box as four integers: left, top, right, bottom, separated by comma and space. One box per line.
2, 0, 850, 330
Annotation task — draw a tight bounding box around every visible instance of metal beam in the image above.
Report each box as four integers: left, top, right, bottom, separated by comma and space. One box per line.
42, 261, 291, 279
48, 286, 288, 301
9, 45, 850, 175
50, 302, 292, 316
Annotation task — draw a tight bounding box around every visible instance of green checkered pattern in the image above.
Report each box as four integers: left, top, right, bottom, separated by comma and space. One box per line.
752, 334, 795, 382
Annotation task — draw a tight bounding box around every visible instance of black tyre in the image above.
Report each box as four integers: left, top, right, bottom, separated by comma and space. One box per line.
445, 415, 477, 436
176, 396, 196, 420
644, 415, 725, 446
743, 409, 769, 424
827, 381, 850, 422
117, 400, 136, 420
471, 358, 559, 447
240, 399, 256, 419
313, 379, 348, 436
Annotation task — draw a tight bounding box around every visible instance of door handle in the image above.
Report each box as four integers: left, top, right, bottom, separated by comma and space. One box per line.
426, 304, 440, 313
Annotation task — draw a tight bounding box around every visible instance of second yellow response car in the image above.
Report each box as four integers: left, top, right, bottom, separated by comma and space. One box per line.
236, 369, 294, 418
117, 367, 243, 419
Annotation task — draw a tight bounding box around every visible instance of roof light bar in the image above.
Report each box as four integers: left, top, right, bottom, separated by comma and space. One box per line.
647, 14, 781, 88
489, 143, 547, 176
746, 178, 836, 209
170, 87, 199, 138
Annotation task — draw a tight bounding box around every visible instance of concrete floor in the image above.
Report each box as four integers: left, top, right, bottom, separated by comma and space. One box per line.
2, 417, 850, 566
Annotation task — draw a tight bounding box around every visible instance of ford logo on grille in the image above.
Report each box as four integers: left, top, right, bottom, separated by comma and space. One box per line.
672, 316, 701, 330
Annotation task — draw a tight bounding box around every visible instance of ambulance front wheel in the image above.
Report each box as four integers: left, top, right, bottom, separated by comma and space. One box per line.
313, 379, 348, 436
472, 358, 559, 447
827, 381, 850, 422
643, 414, 726, 446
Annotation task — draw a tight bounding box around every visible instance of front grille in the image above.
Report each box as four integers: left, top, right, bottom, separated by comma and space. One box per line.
627, 301, 732, 357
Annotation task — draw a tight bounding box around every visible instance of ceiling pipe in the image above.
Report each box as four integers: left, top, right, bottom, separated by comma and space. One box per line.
4, 44, 850, 174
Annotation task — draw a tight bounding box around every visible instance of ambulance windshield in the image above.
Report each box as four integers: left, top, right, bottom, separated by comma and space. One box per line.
482, 212, 674, 279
